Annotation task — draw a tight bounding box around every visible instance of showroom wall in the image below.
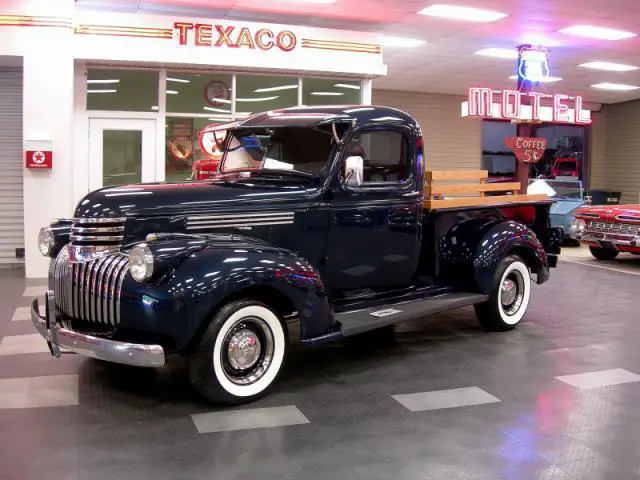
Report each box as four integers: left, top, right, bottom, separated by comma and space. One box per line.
589, 100, 640, 204
372, 90, 482, 171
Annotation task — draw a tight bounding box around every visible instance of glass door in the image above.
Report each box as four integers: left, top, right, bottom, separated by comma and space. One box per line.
88, 118, 157, 191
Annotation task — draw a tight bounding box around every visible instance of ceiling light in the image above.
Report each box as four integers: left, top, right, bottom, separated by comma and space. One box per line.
288, 0, 335, 3
559, 25, 636, 40
87, 89, 117, 93
580, 61, 639, 72
334, 83, 361, 90
236, 96, 279, 102
167, 77, 190, 83
475, 48, 518, 59
509, 75, 563, 83
310, 92, 344, 96
87, 79, 120, 84
592, 82, 640, 91
166, 90, 179, 95
254, 85, 298, 93
203, 106, 232, 113
380, 36, 426, 48
418, 4, 507, 22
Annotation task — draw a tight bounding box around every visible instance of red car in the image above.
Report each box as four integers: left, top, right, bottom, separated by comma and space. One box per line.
552, 156, 580, 179
190, 157, 221, 180
574, 204, 640, 260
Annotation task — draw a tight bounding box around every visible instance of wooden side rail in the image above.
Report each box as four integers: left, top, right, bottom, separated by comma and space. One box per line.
425, 170, 548, 210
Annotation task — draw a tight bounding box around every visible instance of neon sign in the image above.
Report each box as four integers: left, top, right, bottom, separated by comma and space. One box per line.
462, 88, 591, 124
517, 45, 550, 84
174, 22, 297, 52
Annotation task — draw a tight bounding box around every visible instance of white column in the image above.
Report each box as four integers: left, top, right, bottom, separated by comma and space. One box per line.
22, 1, 75, 278
361, 79, 373, 105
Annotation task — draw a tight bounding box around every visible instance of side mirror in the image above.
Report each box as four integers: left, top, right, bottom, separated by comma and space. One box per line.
344, 156, 363, 187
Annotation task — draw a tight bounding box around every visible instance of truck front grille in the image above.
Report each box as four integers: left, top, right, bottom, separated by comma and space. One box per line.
70, 217, 126, 247
49, 246, 129, 335
588, 221, 640, 235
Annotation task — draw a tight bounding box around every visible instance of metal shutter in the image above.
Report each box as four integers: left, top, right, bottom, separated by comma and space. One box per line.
0, 68, 24, 265
372, 90, 482, 170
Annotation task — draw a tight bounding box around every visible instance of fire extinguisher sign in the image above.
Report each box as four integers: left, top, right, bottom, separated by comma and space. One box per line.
25, 150, 53, 169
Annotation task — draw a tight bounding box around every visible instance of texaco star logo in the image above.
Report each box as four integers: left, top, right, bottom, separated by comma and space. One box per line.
32, 151, 45, 164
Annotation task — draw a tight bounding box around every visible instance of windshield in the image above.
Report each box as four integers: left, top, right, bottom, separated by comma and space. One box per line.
528, 179, 583, 199
219, 126, 339, 176
557, 161, 577, 172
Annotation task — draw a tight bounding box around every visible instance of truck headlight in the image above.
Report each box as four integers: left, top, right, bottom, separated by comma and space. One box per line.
38, 227, 55, 257
570, 219, 586, 233
129, 244, 154, 282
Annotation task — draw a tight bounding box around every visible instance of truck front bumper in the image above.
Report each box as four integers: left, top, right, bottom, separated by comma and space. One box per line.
31, 290, 165, 368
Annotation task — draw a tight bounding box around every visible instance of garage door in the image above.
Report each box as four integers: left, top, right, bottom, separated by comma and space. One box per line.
0, 68, 24, 265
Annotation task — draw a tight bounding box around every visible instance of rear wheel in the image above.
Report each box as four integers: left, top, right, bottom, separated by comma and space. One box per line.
474, 255, 531, 332
589, 247, 619, 261
189, 300, 287, 404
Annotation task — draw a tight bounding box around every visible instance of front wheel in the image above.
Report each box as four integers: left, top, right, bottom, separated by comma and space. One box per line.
474, 255, 531, 332
589, 246, 619, 261
189, 300, 287, 404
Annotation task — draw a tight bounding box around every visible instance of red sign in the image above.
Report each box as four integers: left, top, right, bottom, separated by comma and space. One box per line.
504, 137, 547, 164
25, 150, 52, 169
174, 23, 297, 52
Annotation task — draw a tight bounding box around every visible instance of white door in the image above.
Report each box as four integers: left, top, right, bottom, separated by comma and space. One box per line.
88, 118, 157, 191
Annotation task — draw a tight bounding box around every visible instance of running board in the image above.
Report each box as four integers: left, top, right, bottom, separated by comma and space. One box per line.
337, 292, 488, 337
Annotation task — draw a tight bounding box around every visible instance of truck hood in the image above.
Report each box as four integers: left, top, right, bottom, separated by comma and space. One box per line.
576, 204, 640, 222
74, 178, 311, 218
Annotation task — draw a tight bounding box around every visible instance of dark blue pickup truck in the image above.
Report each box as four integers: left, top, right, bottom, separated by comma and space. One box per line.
33, 106, 561, 404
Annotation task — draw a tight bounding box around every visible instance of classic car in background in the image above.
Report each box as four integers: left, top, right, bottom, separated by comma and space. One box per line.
573, 204, 640, 260
528, 179, 585, 243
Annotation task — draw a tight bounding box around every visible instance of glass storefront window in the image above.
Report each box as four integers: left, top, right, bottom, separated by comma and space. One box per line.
87, 69, 158, 112
166, 72, 233, 116
165, 116, 232, 182
302, 78, 361, 106
235, 74, 299, 116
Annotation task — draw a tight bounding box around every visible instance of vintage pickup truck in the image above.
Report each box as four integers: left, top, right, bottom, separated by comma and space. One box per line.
33, 106, 561, 404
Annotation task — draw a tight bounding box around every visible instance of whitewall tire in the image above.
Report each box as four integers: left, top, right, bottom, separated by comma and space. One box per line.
189, 300, 287, 404
474, 255, 531, 332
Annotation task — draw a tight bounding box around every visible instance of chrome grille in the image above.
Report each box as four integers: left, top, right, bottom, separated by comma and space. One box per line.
50, 246, 129, 332
588, 221, 640, 235
70, 217, 126, 247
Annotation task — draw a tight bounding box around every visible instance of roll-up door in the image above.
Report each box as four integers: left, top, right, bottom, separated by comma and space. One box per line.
0, 68, 24, 265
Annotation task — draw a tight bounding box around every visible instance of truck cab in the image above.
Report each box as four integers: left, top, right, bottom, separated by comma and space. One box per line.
32, 106, 562, 404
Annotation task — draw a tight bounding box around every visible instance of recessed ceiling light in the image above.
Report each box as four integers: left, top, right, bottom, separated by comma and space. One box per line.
334, 83, 361, 90
254, 85, 298, 93
592, 82, 640, 91
418, 4, 508, 22
310, 92, 344, 96
580, 61, 639, 72
87, 89, 117, 93
475, 48, 518, 59
166, 90, 179, 95
288, 0, 335, 3
87, 79, 120, 84
509, 75, 563, 83
167, 77, 190, 83
559, 25, 636, 40
380, 36, 426, 48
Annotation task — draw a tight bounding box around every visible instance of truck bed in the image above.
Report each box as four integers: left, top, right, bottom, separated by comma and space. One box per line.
424, 170, 548, 210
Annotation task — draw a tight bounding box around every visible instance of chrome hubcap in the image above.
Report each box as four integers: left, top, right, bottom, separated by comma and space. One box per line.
227, 329, 261, 370
500, 279, 517, 306
500, 270, 525, 316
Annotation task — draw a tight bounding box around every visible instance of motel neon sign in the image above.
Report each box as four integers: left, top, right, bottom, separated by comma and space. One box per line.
462, 88, 592, 125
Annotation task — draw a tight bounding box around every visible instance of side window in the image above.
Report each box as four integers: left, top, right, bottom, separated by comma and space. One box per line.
348, 130, 409, 183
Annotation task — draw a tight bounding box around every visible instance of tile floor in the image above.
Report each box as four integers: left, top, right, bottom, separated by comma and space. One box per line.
0, 260, 639, 479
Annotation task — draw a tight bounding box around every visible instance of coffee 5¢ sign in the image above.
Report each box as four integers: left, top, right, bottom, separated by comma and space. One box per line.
174, 22, 297, 52
504, 137, 547, 164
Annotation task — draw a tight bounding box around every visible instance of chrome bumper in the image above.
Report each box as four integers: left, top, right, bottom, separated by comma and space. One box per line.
579, 231, 640, 249
31, 290, 165, 367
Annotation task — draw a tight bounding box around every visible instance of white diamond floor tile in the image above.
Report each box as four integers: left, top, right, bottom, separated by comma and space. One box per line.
192, 406, 310, 433
556, 368, 640, 389
11, 306, 32, 322
0, 334, 49, 356
393, 386, 501, 412
0, 375, 78, 409
22, 286, 47, 298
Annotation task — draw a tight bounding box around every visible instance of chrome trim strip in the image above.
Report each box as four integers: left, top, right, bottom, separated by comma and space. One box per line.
114, 257, 128, 326
579, 213, 600, 218
73, 217, 127, 224
187, 211, 295, 221
101, 256, 117, 325
31, 295, 165, 368
70, 234, 124, 242
72, 226, 125, 233
186, 220, 294, 230
187, 216, 294, 226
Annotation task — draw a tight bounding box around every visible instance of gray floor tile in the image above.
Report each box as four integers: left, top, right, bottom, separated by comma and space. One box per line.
191, 405, 310, 433
22, 285, 47, 297
0, 374, 78, 408
0, 333, 49, 356
555, 368, 640, 389
392, 386, 501, 412
11, 306, 32, 322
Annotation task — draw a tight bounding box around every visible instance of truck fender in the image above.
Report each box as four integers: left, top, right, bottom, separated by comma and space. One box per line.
124, 243, 333, 352
439, 219, 548, 293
